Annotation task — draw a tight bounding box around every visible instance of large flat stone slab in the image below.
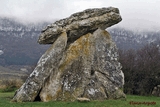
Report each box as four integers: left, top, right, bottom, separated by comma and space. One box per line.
38, 7, 122, 44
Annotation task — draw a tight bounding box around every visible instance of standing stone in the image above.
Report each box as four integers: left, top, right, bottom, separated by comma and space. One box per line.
39, 29, 125, 102
152, 85, 160, 97
12, 32, 67, 102
12, 7, 125, 102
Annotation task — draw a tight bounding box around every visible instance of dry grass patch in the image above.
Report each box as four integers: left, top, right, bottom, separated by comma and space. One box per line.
0, 79, 23, 92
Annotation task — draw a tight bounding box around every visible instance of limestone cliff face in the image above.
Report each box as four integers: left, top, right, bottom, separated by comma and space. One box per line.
12, 7, 125, 102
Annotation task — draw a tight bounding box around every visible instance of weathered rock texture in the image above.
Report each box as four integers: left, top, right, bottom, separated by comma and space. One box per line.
12, 32, 67, 102
12, 7, 125, 102
152, 85, 160, 97
38, 7, 122, 44
39, 29, 125, 102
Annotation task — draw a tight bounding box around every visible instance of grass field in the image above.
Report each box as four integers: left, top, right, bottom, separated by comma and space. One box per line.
0, 91, 159, 107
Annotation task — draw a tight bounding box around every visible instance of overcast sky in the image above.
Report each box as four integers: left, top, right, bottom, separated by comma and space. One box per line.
0, 0, 160, 31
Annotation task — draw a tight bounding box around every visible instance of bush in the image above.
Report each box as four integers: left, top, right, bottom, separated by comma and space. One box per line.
119, 43, 160, 95
0, 79, 23, 92
1, 86, 17, 92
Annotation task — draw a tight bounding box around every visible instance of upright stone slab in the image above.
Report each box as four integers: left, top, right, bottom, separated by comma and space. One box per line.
12, 32, 67, 102
39, 29, 125, 102
152, 85, 160, 97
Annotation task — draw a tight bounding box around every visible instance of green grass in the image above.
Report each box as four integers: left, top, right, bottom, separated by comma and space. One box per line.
0, 92, 159, 107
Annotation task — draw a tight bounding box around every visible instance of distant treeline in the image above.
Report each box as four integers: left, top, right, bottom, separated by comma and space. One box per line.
119, 42, 160, 95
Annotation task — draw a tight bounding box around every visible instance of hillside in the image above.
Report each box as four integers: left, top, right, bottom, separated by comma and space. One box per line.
0, 17, 160, 67
0, 65, 27, 80
0, 65, 28, 89
109, 28, 160, 50
0, 17, 50, 66
0, 17, 160, 97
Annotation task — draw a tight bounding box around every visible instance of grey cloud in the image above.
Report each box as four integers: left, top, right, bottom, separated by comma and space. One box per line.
0, 0, 160, 31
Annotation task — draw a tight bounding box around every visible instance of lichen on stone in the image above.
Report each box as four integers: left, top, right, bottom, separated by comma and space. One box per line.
12, 7, 125, 102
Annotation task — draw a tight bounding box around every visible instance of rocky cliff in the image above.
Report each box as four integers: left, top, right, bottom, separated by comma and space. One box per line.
12, 7, 125, 102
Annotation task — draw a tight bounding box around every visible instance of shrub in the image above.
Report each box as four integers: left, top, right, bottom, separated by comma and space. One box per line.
0, 79, 23, 92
